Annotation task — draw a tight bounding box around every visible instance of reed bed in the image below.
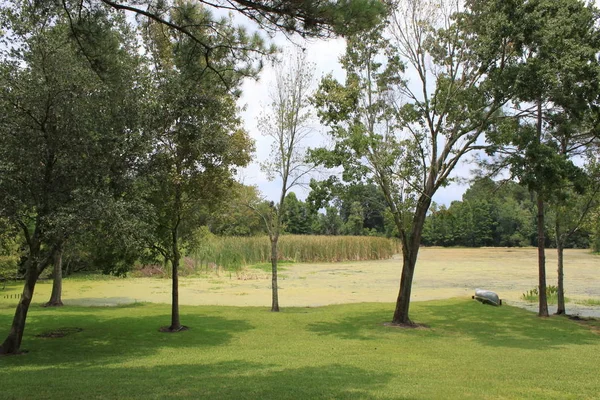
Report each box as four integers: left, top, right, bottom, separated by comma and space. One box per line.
190, 235, 400, 271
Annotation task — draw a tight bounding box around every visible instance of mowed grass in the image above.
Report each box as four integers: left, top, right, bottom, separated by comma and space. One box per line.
1, 299, 599, 399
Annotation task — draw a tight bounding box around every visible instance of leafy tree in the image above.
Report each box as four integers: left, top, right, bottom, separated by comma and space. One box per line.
0, 6, 145, 354
476, 0, 600, 316
316, 206, 345, 235
141, 3, 255, 330
546, 157, 600, 314
257, 50, 314, 312
312, 0, 510, 325
207, 184, 269, 236
94, 0, 387, 39
308, 180, 387, 235
343, 201, 365, 235
282, 192, 314, 234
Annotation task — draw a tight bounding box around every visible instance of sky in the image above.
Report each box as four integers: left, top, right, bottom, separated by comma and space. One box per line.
236, 34, 473, 206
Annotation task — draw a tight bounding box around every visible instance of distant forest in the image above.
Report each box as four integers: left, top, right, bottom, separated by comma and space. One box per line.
204, 177, 598, 250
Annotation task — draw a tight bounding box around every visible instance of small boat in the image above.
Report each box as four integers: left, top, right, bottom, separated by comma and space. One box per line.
472, 289, 502, 306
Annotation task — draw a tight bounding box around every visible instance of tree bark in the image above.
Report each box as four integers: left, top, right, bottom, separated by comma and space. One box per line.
392, 196, 430, 325
556, 233, 566, 315
536, 196, 549, 317
392, 248, 417, 325
270, 236, 280, 312
169, 226, 181, 331
46, 244, 64, 307
0, 258, 41, 354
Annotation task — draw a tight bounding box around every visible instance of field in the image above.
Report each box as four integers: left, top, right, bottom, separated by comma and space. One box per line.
1, 247, 599, 399
1, 301, 599, 399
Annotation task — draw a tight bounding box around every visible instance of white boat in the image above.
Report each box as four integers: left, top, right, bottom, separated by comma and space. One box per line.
473, 289, 502, 306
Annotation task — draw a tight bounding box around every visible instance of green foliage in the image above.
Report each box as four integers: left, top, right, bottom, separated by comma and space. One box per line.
282, 193, 315, 235
206, 184, 269, 237
521, 285, 563, 304
140, 2, 257, 270
0, 4, 147, 270
422, 179, 541, 247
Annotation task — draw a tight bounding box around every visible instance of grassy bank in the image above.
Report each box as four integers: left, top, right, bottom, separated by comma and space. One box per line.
1, 299, 599, 399
189, 235, 401, 270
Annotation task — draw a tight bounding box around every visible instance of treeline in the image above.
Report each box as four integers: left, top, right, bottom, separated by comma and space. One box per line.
206, 178, 600, 251
422, 178, 596, 249
206, 182, 389, 238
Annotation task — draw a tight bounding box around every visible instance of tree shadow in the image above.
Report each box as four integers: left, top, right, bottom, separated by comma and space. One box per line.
2, 361, 399, 399
417, 300, 598, 349
307, 300, 598, 349
1, 306, 254, 367
307, 307, 391, 340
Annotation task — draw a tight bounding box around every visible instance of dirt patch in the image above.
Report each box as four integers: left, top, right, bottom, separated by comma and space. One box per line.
382, 322, 430, 329
36, 327, 83, 338
159, 325, 189, 333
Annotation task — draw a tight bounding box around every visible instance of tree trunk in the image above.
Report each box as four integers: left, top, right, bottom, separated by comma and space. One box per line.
46, 244, 64, 307
537, 196, 549, 317
556, 236, 566, 315
169, 227, 182, 331
391, 197, 430, 325
0, 259, 40, 355
392, 247, 417, 325
270, 236, 280, 312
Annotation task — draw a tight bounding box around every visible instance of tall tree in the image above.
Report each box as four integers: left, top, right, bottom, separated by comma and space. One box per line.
312, 0, 510, 325
257, 50, 314, 312
476, 0, 600, 316
142, 3, 255, 331
94, 0, 386, 39
548, 157, 600, 314
0, 5, 145, 354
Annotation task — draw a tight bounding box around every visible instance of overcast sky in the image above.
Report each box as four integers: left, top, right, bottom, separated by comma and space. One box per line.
236, 34, 473, 206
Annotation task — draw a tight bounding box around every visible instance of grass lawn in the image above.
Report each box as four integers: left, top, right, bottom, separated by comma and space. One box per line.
1, 299, 599, 399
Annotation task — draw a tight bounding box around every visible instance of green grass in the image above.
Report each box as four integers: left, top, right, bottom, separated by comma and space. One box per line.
521, 286, 567, 305
1, 299, 599, 399
575, 298, 600, 306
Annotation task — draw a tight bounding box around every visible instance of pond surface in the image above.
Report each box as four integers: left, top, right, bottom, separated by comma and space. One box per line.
3, 248, 598, 317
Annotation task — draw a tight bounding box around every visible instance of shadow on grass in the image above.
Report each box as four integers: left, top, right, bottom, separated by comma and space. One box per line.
424, 300, 598, 349
307, 306, 391, 340
0, 305, 254, 367
2, 360, 398, 400
306, 300, 597, 349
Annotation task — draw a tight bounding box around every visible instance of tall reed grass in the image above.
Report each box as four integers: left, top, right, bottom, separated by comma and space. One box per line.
190, 235, 400, 271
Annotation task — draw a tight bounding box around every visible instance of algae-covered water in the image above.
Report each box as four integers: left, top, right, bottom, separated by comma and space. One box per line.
1, 247, 598, 316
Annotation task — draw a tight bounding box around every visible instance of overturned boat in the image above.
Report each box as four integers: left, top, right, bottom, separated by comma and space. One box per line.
472, 289, 502, 306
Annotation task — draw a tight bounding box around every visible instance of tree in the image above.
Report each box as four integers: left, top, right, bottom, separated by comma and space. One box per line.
0, 5, 145, 354
343, 201, 365, 235
282, 192, 314, 234
258, 50, 314, 312
94, 0, 387, 39
141, 3, 255, 331
547, 157, 600, 314
476, 0, 600, 316
45, 243, 64, 307
312, 0, 510, 325
207, 184, 269, 236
